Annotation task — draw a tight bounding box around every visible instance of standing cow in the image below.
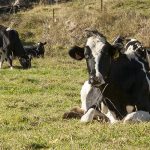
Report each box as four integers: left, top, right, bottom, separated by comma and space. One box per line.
0, 25, 31, 69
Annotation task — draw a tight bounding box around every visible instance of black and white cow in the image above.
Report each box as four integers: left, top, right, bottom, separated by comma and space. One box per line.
24, 42, 47, 58
113, 36, 150, 72
69, 30, 150, 123
64, 36, 124, 121
0, 25, 31, 69
124, 39, 150, 72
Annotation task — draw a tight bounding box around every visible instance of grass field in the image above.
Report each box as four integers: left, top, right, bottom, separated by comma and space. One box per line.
0, 0, 150, 149
0, 56, 150, 150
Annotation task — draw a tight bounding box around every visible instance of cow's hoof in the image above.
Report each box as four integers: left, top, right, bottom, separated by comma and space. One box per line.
80, 108, 95, 123
111, 120, 119, 124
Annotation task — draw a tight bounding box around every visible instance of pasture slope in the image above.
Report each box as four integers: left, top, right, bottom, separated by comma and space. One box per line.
0, 0, 150, 149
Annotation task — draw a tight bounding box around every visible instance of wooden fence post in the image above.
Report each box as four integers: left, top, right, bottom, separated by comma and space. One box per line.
53, 8, 55, 22
101, 0, 103, 11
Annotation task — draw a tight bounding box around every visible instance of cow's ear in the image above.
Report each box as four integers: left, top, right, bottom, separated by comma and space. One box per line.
68, 46, 85, 60
125, 38, 131, 43
85, 29, 99, 38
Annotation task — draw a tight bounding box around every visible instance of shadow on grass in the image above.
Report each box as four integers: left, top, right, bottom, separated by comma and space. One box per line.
26, 143, 49, 149
13, 65, 37, 69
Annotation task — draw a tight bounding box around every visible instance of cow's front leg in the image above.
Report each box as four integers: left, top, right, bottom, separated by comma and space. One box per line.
80, 108, 96, 122
0, 60, 3, 69
7, 55, 13, 70
0, 55, 4, 69
80, 108, 107, 123
101, 102, 118, 124
0, 61, 3, 69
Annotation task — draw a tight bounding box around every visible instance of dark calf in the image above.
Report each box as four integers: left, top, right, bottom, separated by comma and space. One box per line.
24, 42, 47, 58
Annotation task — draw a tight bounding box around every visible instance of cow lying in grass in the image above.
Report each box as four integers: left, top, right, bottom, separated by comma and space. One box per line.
66, 30, 150, 123
63, 37, 124, 122
24, 42, 47, 58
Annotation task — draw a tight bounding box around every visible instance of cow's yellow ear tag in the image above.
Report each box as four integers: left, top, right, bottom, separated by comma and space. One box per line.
113, 50, 119, 60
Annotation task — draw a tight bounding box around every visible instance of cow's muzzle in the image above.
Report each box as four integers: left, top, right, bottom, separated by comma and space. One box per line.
89, 75, 105, 87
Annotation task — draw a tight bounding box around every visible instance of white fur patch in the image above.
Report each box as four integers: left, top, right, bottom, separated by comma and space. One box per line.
125, 39, 143, 59
101, 102, 118, 124
80, 81, 92, 111
86, 36, 105, 57
86, 35, 106, 84
6, 27, 12, 31
124, 45, 136, 60
123, 111, 150, 123
94, 55, 105, 85
124, 39, 140, 60
129, 39, 137, 42
105, 110, 118, 124
0, 61, 2, 69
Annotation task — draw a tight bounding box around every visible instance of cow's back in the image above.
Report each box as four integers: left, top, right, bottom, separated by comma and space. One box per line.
7, 29, 26, 57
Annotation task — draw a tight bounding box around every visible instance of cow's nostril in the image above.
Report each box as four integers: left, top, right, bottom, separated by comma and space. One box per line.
89, 79, 94, 84
89, 76, 94, 84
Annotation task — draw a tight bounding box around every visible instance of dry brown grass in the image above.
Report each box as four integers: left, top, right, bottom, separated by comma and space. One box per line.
1, 0, 150, 49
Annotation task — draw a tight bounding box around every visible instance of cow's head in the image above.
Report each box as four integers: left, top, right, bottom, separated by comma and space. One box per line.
36, 42, 47, 58
69, 30, 119, 87
19, 55, 31, 69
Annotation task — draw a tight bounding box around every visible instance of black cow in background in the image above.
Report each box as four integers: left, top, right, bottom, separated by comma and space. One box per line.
0, 0, 32, 14
0, 25, 31, 69
24, 42, 47, 58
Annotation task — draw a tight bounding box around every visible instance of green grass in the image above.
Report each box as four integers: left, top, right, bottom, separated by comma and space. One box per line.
0, 55, 150, 150
0, 56, 88, 149
0, 0, 150, 149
